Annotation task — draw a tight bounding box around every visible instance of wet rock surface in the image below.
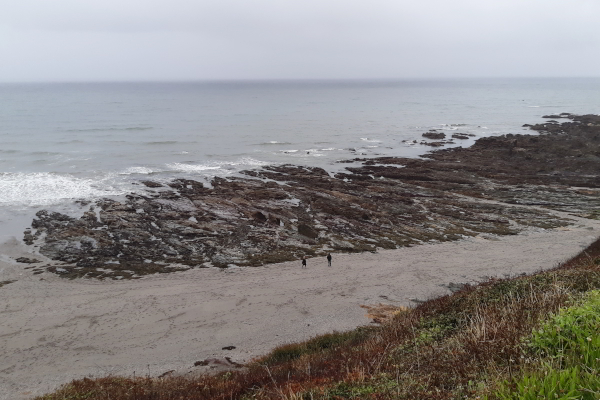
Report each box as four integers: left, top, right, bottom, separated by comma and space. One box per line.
452, 133, 474, 140
24, 114, 600, 279
15, 257, 41, 264
422, 130, 446, 140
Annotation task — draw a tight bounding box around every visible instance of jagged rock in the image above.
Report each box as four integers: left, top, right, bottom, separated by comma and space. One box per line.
422, 141, 445, 147
23, 233, 35, 245
298, 223, 319, 239
422, 131, 446, 140
251, 211, 267, 223
452, 133, 474, 140
15, 257, 41, 264
22, 114, 600, 279
141, 180, 163, 188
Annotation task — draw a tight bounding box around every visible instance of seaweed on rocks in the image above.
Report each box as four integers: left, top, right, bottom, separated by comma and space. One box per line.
25, 115, 600, 279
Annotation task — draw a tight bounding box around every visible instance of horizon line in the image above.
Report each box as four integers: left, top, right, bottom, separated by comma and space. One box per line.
1, 76, 600, 85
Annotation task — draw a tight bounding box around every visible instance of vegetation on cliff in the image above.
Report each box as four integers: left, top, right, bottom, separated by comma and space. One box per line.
36, 237, 600, 400
31, 115, 600, 398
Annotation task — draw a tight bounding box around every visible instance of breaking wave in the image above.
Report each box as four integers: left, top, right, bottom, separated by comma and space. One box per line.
166, 157, 270, 174
0, 172, 122, 206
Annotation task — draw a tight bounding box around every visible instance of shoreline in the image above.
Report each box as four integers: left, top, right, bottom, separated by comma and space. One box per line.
1, 113, 599, 398
0, 117, 514, 243
18, 114, 600, 279
1, 211, 599, 399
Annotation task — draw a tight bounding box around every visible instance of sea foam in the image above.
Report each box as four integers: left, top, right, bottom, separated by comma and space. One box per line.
166, 158, 269, 174
120, 167, 155, 175
0, 173, 121, 206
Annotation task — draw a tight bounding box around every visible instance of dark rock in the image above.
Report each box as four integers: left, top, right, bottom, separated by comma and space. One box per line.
23, 233, 35, 245
22, 113, 600, 279
452, 133, 473, 140
251, 211, 268, 223
422, 131, 446, 140
141, 180, 163, 188
221, 346, 236, 350
15, 257, 41, 264
422, 141, 445, 147
298, 223, 319, 239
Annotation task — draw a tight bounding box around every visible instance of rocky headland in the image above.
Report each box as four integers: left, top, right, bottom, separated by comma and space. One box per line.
22, 114, 600, 279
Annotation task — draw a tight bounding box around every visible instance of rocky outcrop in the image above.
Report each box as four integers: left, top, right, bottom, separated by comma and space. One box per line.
422, 131, 446, 140
24, 114, 600, 279
15, 257, 41, 264
451, 133, 474, 140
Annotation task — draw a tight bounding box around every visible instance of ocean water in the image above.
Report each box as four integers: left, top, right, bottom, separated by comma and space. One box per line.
1, 78, 599, 238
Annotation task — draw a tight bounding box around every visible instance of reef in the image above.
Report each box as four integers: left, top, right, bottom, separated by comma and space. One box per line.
24, 114, 600, 279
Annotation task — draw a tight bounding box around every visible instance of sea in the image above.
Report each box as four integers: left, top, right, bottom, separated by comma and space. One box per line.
1, 78, 599, 239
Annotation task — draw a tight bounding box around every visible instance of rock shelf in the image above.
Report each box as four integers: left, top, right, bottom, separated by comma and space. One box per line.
24, 114, 600, 279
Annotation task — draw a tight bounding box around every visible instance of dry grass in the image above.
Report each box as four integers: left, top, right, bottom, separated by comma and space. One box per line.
36, 237, 600, 400
360, 303, 408, 324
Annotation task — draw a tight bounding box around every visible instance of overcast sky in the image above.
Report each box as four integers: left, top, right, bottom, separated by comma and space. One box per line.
1, 0, 599, 82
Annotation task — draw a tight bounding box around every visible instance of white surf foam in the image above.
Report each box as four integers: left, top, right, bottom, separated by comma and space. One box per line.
168, 163, 221, 172
0, 172, 121, 206
259, 141, 293, 145
120, 167, 155, 175
439, 124, 458, 131
360, 138, 382, 143
233, 157, 270, 167
166, 157, 269, 174
304, 149, 325, 156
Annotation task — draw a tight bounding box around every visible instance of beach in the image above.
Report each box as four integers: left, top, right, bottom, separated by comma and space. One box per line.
1, 208, 598, 399
1, 107, 599, 398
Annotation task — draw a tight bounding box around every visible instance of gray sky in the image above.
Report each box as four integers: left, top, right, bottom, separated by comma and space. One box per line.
1, 0, 599, 82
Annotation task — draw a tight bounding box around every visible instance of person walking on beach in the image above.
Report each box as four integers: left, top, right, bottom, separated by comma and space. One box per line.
301, 256, 307, 268
326, 253, 332, 267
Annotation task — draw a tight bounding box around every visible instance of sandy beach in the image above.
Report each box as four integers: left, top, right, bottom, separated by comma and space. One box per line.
1, 208, 599, 399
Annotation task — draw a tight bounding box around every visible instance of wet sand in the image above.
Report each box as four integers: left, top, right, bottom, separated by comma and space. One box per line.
0, 210, 598, 399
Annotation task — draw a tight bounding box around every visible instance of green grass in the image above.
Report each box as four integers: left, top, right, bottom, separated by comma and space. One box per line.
529, 290, 600, 362
490, 290, 600, 400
